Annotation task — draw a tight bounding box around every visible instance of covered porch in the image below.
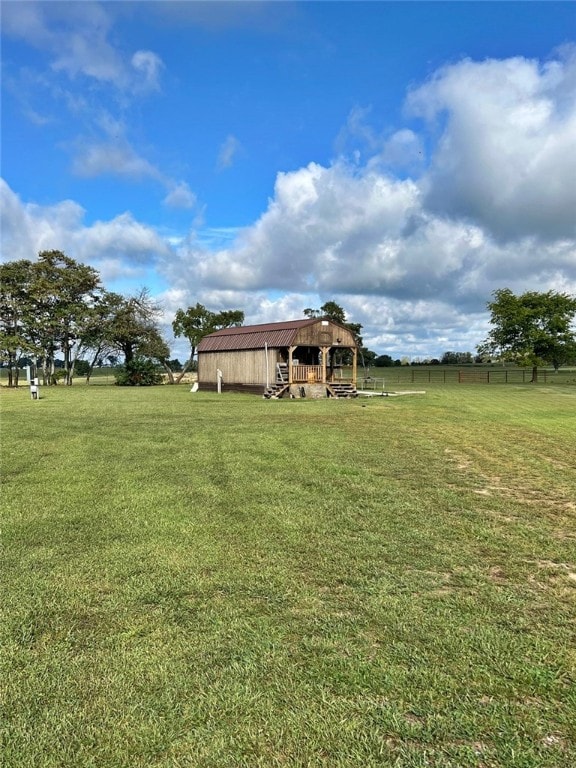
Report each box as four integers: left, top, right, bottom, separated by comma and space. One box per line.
276, 344, 358, 387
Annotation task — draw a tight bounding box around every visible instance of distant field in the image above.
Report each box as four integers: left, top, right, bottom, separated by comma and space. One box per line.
3, 363, 575, 389
1, 384, 575, 767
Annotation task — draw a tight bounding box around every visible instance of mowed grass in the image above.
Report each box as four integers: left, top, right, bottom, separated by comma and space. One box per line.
1, 383, 575, 767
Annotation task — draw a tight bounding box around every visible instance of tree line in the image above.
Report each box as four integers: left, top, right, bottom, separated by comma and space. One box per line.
2, 252, 575, 387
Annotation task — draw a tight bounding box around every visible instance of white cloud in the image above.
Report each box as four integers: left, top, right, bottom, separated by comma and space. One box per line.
131, 50, 164, 92
378, 129, 424, 170
407, 49, 576, 241
0, 179, 170, 289
2, 1, 164, 92
72, 141, 162, 180
161, 143, 575, 335
216, 135, 241, 170
163, 182, 196, 209
71, 140, 199, 212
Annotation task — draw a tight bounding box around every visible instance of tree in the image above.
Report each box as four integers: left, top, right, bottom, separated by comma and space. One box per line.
75, 291, 125, 384
0, 252, 102, 386
0, 260, 35, 387
34, 251, 103, 385
172, 303, 244, 382
478, 288, 576, 381
104, 289, 162, 365
374, 354, 395, 367
358, 347, 377, 367
441, 351, 473, 366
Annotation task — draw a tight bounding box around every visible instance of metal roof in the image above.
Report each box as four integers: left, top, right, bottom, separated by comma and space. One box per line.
198, 318, 322, 352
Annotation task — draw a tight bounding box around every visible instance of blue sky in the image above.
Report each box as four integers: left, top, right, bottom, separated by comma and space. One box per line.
2, 1, 575, 360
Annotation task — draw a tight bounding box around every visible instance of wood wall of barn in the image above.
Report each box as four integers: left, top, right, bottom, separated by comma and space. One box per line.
198, 348, 278, 388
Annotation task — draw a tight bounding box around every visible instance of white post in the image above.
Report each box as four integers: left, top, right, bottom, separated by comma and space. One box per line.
30, 377, 39, 400
217, 368, 223, 394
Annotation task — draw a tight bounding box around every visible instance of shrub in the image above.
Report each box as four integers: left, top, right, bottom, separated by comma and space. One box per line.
115, 357, 163, 386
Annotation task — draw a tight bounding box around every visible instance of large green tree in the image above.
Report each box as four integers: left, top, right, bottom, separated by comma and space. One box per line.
478, 288, 576, 381
104, 289, 162, 364
0, 259, 35, 386
0, 252, 102, 386
33, 251, 102, 385
172, 303, 244, 382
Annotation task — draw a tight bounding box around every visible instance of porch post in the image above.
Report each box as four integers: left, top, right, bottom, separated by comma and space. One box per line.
352, 347, 357, 387
321, 346, 328, 384
288, 346, 296, 385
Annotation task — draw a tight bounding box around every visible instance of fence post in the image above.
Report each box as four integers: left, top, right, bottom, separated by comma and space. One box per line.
30, 377, 40, 400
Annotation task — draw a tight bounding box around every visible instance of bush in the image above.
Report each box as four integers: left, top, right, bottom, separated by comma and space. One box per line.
115, 358, 163, 386
74, 360, 91, 377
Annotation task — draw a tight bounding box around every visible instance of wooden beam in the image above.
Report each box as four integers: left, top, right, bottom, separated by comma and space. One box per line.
288, 346, 296, 385
321, 346, 329, 384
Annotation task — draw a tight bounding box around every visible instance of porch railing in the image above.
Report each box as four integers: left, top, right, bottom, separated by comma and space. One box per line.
291, 365, 322, 383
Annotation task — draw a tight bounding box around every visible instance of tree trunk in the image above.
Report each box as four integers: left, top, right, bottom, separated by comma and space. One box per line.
530, 365, 538, 383
86, 348, 102, 384
160, 360, 175, 384
174, 357, 193, 384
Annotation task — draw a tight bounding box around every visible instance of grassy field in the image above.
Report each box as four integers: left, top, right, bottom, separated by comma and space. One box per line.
1, 382, 575, 767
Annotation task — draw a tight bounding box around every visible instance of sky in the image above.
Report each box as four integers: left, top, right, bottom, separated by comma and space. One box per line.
1, 1, 575, 361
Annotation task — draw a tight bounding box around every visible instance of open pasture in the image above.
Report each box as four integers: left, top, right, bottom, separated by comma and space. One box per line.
1, 384, 575, 767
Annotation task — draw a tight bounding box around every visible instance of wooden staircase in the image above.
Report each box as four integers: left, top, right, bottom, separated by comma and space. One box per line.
263, 363, 290, 398
326, 382, 358, 398
263, 383, 290, 399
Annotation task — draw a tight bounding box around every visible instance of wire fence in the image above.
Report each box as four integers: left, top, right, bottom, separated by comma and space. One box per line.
359, 366, 576, 388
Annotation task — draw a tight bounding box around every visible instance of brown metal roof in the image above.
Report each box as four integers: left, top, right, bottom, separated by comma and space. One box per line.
198, 318, 319, 352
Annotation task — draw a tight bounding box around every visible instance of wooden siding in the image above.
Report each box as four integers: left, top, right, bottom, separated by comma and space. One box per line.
293, 321, 356, 349
198, 348, 276, 387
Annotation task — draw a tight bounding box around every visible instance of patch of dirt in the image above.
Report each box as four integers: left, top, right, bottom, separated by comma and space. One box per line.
444, 447, 576, 514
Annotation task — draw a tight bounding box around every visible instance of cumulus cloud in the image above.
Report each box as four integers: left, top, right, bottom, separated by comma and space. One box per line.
407, 49, 576, 241
173, 158, 573, 307
158, 48, 576, 332
0, 179, 170, 288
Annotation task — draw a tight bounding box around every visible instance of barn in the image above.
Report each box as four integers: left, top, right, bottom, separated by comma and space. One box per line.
197, 318, 358, 398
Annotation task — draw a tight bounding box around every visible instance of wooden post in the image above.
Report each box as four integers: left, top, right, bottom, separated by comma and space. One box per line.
321, 346, 328, 384
352, 348, 357, 387
288, 346, 296, 385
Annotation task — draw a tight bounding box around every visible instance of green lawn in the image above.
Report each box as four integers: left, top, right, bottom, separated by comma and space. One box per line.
1, 384, 575, 767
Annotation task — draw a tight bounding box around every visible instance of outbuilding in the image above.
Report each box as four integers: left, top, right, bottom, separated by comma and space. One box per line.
197, 318, 358, 398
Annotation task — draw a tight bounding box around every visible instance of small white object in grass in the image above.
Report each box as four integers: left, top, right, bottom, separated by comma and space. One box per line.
190, 382, 199, 393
